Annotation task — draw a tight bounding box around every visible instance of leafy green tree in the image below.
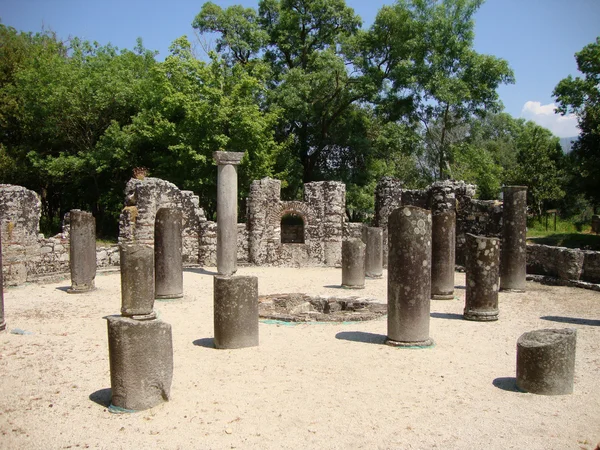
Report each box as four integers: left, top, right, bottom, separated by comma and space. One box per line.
553, 36, 600, 210
368, 0, 514, 179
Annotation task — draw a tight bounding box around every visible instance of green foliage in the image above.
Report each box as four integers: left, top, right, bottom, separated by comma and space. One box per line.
553, 36, 600, 210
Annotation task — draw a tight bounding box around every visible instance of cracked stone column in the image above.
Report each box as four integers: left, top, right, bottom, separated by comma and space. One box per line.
120, 243, 155, 318
0, 230, 5, 331
342, 238, 366, 289
365, 227, 383, 278
431, 210, 455, 299
155, 208, 183, 299
464, 233, 500, 321
68, 210, 96, 293
214, 151, 244, 276
516, 328, 576, 395
500, 186, 528, 292
386, 206, 434, 347
214, 275, 258, 349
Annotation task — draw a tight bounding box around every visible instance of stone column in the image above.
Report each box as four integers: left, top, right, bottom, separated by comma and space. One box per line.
500, 186, 528, 292
68, 210, 96, 293
365, 227, 383, 278
106, 315, 173, 411
0, 230, 5, 331
464, 233, 500, 321
155, 208, 183, 299
342, 239, 366, 289
214, 275, 259, 349
214, 151, 244, 276
386, 206, 433, 347
516, 328, 576, 395
120, 244, 155, 318
431, 210, 455, 299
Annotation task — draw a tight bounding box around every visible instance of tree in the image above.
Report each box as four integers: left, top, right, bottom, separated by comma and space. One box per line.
368, 0, 514, 179
553, 36, 600, 210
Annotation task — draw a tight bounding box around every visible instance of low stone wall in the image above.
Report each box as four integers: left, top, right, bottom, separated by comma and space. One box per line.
526, 243, 600, 283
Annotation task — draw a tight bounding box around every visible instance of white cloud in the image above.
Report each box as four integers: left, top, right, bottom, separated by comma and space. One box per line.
520, 101, 580, 138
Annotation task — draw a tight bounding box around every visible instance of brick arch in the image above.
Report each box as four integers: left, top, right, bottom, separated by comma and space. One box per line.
278, 201, 315, 228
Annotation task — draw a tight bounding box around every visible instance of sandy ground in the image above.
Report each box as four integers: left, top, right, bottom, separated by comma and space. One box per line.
0, 266, 599, 450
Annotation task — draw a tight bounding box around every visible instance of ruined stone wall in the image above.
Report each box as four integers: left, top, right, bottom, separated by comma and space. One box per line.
0, 185, 42, 285
526, 244, 600, 283
119, 177, 206, 263
245, 177, 345, 267
374, 178, 500, 266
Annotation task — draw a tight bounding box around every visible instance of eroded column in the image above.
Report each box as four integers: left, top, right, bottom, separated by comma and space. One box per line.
214, 275, 258, 349
365, 227, 383, 278
464, 233, 500, 321
155, 208, 183, 299
68, 210, 96, 293
386, 206, 433, 347
516, 328, 576, 395
431, 210, 455, 300
342, 238, 366, 288
106, 241, 173, 412
214, 151, 244, 276
500, 186, 528, 292
120, 244, 155, 318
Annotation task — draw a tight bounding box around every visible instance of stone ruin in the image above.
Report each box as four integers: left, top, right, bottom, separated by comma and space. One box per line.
2, 176, 600, 287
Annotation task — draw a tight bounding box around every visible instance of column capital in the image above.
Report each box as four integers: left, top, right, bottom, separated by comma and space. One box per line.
214, 151, 245, 166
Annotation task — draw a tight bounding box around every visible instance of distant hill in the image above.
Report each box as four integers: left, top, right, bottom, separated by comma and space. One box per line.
559, 136, 578, 153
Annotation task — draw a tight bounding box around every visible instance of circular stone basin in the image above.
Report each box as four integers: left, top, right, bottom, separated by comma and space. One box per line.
259, 293, 386, 322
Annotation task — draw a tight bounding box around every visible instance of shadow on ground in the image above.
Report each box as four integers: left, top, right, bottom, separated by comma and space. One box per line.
492, 377, 520, 392
540, 315, 600, 326
89, 388, 112, 407
184, 268, 218, 276
55, 286, 71, 293
430, 312, 464, 320
193, 337, 215, 348
335, 331, 387, 345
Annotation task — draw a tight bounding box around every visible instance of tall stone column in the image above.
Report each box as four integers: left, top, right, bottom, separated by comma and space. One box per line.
500, 186, 528, 292
431, 210, 456, 299
214, 275, 259, 349
341, 239, 366, 289
155, 208, 183, 299
214, 151, 244, 276
464, 233, 500, 321
68, 210, 96, 293
386, 206, 434, 348
365, 227, 383, 278
0, 230, 5, 331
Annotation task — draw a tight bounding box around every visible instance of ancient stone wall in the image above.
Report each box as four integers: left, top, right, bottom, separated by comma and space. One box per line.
526, 244, 600, 283
374, 178, 500, 266
119, 177, 206, 263
0, 185, 42, 285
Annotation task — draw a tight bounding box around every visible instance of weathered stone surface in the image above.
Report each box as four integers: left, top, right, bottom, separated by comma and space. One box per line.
365, 227, 383, 278
0, 231, 6, 331
118, 177, 205, 264
464, 234, 500, 321
214, 275, 259, 349
215, 152, 244, 276
431, 210, 456, 299
155, 208, 183, 299
106, 315, 173, 411
386, 206, 433, 347
516, 328, 576, 395
120, 244, 154, 317
68, 210, 96, 293
582, 250, 600, 283
0, 184, 41, 285
500, 186, 528, 292
526, 244, 584, 281
341, 239, 366, 289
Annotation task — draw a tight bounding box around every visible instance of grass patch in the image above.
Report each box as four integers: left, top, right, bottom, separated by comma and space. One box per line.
96, 238, 118, 248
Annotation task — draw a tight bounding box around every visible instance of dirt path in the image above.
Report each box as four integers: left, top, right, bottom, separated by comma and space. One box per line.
1, 267, 599, 449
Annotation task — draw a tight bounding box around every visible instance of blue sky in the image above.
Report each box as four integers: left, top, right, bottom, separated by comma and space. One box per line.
2, 0, 599, 137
